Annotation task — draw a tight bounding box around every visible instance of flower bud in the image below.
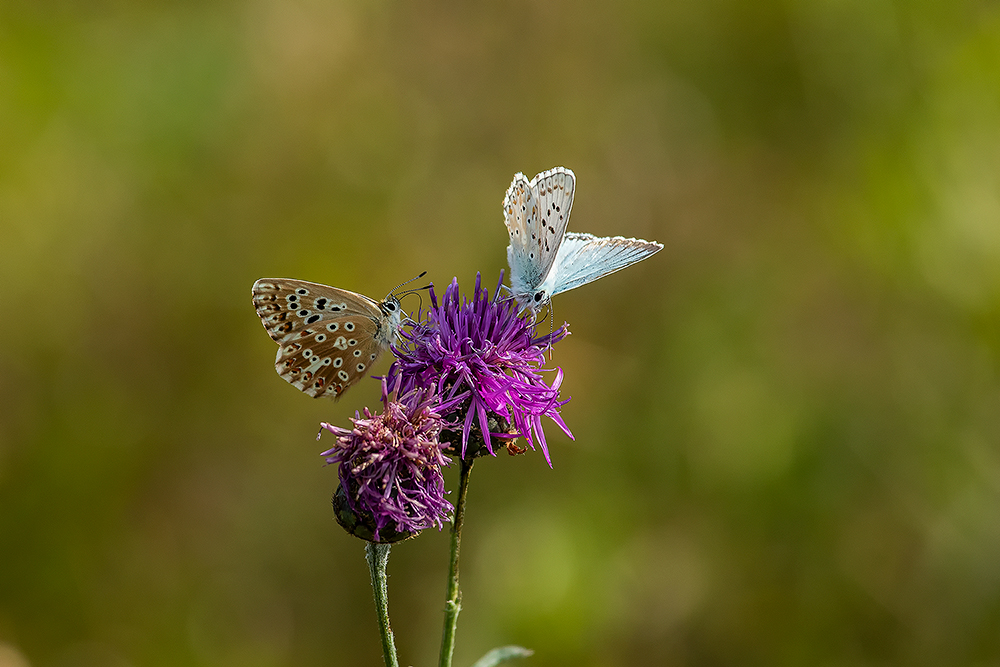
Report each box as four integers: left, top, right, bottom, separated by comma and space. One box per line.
332, 483, 416, 544
319, 381, 453, 542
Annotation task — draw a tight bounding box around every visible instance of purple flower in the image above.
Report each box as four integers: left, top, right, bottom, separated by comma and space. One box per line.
387, 273, 573, 466
319, 380, 453, 542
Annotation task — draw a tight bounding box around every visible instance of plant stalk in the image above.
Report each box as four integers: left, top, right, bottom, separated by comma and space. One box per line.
439, 458, 474, 667
366, 541, 399, 667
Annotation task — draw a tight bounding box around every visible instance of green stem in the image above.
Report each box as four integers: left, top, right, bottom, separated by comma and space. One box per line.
366, 541, 399, 667
439, 458, 474, 667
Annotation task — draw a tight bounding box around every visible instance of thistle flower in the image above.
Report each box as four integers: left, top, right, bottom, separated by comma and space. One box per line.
319, 380, 452, 542
387, 273, 573, 466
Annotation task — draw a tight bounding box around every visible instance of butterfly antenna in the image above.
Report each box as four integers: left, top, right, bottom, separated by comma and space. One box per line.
389, 271, 428, 298
399, 282, 432, 299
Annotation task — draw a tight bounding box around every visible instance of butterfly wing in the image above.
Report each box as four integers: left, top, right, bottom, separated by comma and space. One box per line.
504, 167, 575, 301
504, 172, 542, 297
252, 279, 402, 399
548, 232, 663, 298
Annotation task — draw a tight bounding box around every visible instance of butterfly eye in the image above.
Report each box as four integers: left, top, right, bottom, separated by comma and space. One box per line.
385, 302, 396, 312
533, 292, 544, 303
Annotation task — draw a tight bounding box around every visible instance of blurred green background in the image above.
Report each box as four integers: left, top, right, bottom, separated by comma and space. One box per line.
2, 1, 1000, 665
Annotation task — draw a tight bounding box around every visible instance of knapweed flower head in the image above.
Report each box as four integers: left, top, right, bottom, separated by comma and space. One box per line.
318, 379, 453, 543
387, 272, 573, 466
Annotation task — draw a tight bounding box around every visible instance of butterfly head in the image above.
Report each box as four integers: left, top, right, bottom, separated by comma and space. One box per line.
526, 288, 550, 315
376, 296, 405, 343
379, 296, 402, 316
508, 287, 551, 318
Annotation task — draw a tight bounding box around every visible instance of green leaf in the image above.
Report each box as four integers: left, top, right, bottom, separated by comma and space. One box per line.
470, 645, 534, 667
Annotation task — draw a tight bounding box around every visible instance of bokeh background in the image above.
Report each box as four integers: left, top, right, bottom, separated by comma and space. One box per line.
2, 1, 1000, 665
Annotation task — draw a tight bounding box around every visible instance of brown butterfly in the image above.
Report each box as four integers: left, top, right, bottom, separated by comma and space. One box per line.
251, 278, 409, 399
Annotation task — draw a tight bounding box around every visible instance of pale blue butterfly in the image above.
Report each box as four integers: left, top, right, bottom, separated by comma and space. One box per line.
503, 167, 663, 314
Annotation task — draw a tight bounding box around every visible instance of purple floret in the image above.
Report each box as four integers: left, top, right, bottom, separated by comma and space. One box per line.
388, 273, 573, 466
319, 380, 453, 542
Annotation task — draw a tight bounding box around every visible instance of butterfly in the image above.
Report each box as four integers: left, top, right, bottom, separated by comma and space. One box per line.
251, 278, 407, 399
503, 167, 663, 314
